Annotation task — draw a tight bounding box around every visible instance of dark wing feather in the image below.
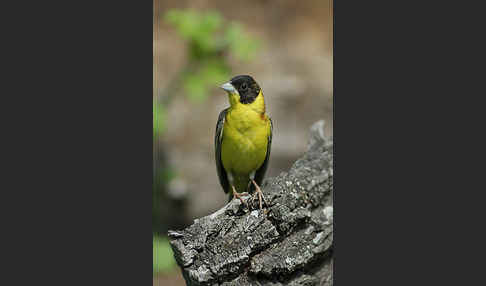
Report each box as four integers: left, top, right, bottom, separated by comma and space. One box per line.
253, 117, 273, 189
215, 108, 230, 193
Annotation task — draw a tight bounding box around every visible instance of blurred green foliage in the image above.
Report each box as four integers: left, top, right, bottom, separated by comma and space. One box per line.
153, 235, 177, 275
164, 9, 260, 102
153, 98, 166, 137
225, 22, 261, 62
153, 10, 261, 275
153, 9, 260, 136
182, 59, 228, 102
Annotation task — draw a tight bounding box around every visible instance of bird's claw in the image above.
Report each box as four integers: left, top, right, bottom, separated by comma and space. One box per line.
251, 180, 268, 210
232, 189, 250, 209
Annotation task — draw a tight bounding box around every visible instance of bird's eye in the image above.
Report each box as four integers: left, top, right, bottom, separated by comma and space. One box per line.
241, 83, 247, 90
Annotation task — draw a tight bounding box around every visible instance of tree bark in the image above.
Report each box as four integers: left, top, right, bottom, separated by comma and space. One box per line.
169, 120, 333, 285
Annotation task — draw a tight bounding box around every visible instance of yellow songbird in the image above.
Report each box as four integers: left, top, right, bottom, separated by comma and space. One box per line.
215, 75, 272, 209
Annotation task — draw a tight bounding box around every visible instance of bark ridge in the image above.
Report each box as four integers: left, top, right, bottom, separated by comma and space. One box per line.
169, 120, 333, 286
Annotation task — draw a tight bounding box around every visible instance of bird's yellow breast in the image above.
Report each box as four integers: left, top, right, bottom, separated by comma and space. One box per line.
221, 103, 270, 176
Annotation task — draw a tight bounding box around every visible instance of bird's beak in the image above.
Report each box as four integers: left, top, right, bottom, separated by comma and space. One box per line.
220, 82, 236, 94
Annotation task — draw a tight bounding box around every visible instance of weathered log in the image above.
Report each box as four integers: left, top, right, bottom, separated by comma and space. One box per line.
169, 120, 333, 285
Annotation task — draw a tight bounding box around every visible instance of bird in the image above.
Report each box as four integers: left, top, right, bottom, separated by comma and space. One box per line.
215, 75, 273, 209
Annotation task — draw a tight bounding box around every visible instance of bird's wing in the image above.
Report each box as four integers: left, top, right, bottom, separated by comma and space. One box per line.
254, 117, 273, 187
215, 108, 230, 193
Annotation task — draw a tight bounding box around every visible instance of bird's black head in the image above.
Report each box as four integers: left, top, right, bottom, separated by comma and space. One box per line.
229, 75, 261, 104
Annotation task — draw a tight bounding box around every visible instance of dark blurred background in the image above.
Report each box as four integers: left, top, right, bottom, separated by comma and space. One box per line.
153, 0, 333, 284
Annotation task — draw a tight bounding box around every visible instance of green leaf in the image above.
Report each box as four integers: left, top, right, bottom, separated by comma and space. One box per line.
153, 101, 166, 136
153, 236, 176, 274
200, 60, 230, 83
164, 10, 222, 52
182, 60, 230, 103
183, 73, 207, 102
225, 22, 260, 62
165, 10, 198, 39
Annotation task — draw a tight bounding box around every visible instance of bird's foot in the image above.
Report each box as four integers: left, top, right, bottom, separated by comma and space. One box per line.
232, 186, 249, 209
251, 180, 268, 209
